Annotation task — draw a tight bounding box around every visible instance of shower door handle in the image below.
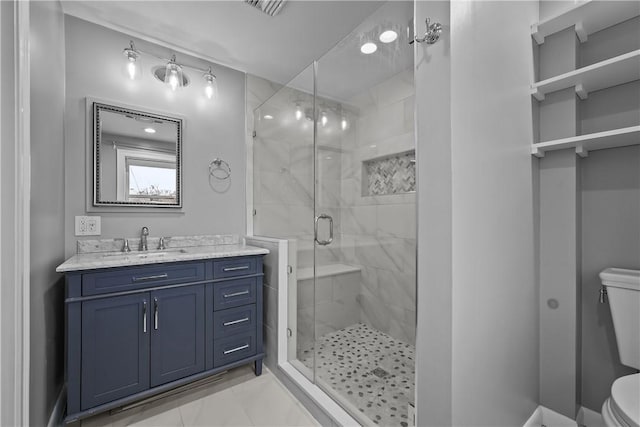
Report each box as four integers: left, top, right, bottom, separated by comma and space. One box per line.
315, 214, 333, 246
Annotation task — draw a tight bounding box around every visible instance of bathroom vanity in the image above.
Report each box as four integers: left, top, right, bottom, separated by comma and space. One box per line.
56, 238, 268, 423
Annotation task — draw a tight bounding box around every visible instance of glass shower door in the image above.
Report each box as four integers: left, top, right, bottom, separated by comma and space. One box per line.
312, 1, 417, 425
252, 64, 317, 382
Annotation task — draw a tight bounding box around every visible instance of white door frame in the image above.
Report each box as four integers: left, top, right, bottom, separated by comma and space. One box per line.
0, 1, 31, 425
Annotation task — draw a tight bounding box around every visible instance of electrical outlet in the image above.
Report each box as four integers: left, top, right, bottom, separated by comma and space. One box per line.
75, 216, 101, 236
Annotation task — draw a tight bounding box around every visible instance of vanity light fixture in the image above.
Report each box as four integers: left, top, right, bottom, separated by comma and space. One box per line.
295, 104, 302, 121
164, 55, 184, 91
341, 116, 348, 131
123, 41, 142, 80
263, 114, 274, 120
320, 111, 328, 127
203, 67, 218, 99
379, 30, 398, 43
360, 42, 378, 54
144, 127, 156, 134
122, 40, 220, 100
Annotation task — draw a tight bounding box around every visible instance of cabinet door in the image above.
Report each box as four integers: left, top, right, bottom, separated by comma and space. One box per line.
150, 285, 205, 387
81, 294, 150, 410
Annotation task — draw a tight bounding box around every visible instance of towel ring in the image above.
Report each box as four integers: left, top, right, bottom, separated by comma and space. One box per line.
209, 158, 231, 180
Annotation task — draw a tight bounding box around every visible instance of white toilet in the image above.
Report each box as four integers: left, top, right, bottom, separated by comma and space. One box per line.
599, 268, 640, 427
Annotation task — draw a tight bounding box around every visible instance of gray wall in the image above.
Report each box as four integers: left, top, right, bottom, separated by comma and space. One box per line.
450, 1, 539, 425
64, 16, 247, 256
1, 2, 18, 425
29, 1, 67, 426
580, 146, 640, 411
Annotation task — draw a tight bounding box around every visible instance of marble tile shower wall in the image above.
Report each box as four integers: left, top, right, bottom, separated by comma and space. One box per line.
341, 69, 416, 345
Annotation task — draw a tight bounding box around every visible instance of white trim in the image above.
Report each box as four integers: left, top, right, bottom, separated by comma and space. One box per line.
0, 1, 4, 420
47, 386, 67, 427
577, 405, 605, 427
15, 2, 31, 425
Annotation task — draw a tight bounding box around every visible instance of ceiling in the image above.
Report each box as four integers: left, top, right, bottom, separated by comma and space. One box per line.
61, 0, 386, 86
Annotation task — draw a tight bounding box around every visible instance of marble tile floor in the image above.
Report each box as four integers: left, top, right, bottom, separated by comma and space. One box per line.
298, 323, 415, 427
79, 366, 320, 427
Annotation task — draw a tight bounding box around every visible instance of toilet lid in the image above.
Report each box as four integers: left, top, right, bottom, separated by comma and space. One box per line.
611, 374, 640, 427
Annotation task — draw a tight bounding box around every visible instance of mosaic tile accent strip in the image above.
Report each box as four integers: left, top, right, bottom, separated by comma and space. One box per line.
364, 151, 416, 196
299, 323, 415, 426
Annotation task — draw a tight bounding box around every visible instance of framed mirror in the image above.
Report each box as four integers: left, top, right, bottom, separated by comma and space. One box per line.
93, 102, 182, 207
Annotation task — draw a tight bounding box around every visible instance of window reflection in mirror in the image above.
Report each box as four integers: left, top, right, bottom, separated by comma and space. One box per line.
93, 102, 182, 207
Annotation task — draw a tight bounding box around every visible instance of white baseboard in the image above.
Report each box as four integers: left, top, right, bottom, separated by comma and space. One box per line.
524, 406, 577, 427
47, 385, 66, 427
577, 406, 604, 427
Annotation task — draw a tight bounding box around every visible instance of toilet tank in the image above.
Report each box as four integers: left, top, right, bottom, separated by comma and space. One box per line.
600, 268, 640, 370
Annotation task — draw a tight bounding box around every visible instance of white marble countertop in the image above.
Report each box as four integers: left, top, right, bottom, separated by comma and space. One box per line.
56, 244, 269, 273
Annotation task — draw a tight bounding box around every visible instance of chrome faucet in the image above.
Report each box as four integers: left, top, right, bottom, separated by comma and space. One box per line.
158, 236, 166, 250
140, 227, 149, 251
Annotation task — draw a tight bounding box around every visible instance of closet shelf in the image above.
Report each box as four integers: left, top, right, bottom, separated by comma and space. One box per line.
531, 50, 640, 101
531, 0, 640, 44
531, 125, 640, 158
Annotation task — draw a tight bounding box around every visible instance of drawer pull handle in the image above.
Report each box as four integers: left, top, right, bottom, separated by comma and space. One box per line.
133, 273, 168, 282
223, 290, 249, 298
224, 344, 249, 355
223, 265, 250, 272
223, 317, 250, 326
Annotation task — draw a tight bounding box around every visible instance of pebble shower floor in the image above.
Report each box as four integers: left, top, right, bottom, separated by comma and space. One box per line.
299, 323, 415, 426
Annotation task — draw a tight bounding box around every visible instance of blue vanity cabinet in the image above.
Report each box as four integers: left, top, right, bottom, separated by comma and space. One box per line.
80, 293, 150, 410
64, 254, 265, 423
150, 285, 205, 387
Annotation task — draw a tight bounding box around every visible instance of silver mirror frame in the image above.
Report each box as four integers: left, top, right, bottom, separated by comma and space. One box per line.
92, 102, 183, 208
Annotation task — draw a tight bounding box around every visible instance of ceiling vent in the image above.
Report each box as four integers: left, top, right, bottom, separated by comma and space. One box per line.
245, 0, 287, 17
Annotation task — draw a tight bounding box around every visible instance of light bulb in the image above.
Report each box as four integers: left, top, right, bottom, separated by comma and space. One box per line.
123, 41, 141, 80
127, 60, 137, 80
321, 112, 328, 127
203, 68, 218, 100
169, 71, 179, 91
341, 117, 348, 130
295, 104, 302, 120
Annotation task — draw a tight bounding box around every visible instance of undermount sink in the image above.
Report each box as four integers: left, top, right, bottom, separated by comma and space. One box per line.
102, 248, 188, 258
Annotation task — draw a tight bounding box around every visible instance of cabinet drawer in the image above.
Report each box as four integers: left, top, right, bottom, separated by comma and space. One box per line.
213, 277, 256, 311
213, 256, 258, 279
213, 332, 256, 368
213, 305, 256, 339
82, 262, 206, 296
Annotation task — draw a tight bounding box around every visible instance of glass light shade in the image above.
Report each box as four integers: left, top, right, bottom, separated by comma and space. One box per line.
320, 112, 328, 127
123, 42, 141, 80
164, 56, 184, 91
203, 69, 218, 99
295, 104, 302, 120
341, 117, 348, 130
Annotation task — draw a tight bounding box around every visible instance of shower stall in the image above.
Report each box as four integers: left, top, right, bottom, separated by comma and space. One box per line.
251, 2, 416, 424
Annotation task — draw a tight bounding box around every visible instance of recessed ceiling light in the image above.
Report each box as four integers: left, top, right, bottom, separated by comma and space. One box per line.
264, 114, 274, 120
144, 127, 156, 134
379, 30, 398, 43
360, 42, 377, 54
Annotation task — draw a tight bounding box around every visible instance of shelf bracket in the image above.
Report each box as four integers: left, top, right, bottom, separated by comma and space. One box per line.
531, 24, 544, 44
531, 146, 544, 158
574, 22, 588, 43
531, 87, 545, 101
575, 84, 588, 100
575, 145, 589, 158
